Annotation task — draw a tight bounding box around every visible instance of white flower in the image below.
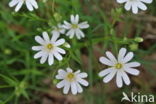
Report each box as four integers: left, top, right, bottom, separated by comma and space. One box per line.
51, 24, 66, 38
9, 0, 38, 12
63, 14, 89, 39
117, 0, 153, 14
99, 48, 141, 88
32, 32, 66, 65
56, 68, 89, 95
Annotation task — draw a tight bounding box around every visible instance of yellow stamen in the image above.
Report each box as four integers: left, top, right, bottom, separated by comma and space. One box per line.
72, 24, 78, 29
115, 63, 123, 69
47, 44, 53, 50
66, 73, 75, 82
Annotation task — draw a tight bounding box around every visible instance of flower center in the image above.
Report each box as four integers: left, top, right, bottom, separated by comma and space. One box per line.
46, 43, 53, 50
115, 63, 123, 69
72, 24, 78, 29
66, 73, 75, 82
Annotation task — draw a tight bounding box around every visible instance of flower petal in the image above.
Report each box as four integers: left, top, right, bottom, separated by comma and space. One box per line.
51, 33, 59, 42
77, 72, 88, 78
77, 78, 89, 86
9, 0, 19, 7
48, 53, 54, 65
15, 1, 24, 12
58, 69, 67, 75
66, 29, 75, 39
103, 69, 117, 83
42, 32, 50, 42
132, 3, 138, 14
118, 48, 127, 62
63, 21, 71, 29
79, 22, 89, 29
99, 56, 114, 66
63, 81, 70, 94
137, 1, 147, 10
55, 39, 65, 46
123, 52, 134, 63
34, 51, 45, 59
71, 82, 77, 95
76, 83, 83, 93
98, 68, 113, 77
35, 36, 45, 45
121, 71, 130, 85
40, 53, 48, 64
55, 47, 66, 54
56, 69, 67, 79
125, 2, 132, 11
76, 29, 85, 39
140, 0, 153, 4
26, 1, 33, 11
29, 0, 38, 9
124, 67, 140, 76
125, 62, 141, 68
55, 75, 64, 79
66, 67, 73, 73
117, 0, 127, 3
53, 52, 63, 61
56, 80, 66, 88
116, 71, 123, 88
74, 14, 79, 24
32, 46, 43, 51
70, 14, 75, 23
74, 70, 81, 75
106, 51, 117, 63
52, 30, 60, 38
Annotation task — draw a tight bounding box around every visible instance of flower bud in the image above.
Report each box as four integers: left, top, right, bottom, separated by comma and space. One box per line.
53, 13, 62, 22
63, 42, 71, 48
4, 49, 12, 55
129, 43, 138, 51
134, 37, 144, 43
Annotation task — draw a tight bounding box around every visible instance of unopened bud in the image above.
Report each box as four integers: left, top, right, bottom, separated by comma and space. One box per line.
4, 49, 12, 55
53, 13, 62, 22
64, 42, 71, 48
134, 37, 144, 43
129, 43, 138, 51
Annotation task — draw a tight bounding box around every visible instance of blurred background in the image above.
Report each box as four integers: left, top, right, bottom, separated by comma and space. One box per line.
0, 0, 156, 104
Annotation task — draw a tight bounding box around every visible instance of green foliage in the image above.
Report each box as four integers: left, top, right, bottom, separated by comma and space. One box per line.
0, 0, 156, 104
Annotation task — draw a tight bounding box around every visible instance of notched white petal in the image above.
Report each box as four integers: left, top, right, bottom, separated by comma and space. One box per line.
98, 68, 112, 77
99, 56, 114, 66
103, 69, 117, 83
116, 71, 123, 88
56, 80, 65, 88
122, 71, 130, 85
71, 82, 78, 95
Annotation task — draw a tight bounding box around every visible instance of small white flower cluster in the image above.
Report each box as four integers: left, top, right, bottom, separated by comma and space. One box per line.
32, 36, 141, 95
31, 15, 141, 94
8, 0, 153, 14
55, 48, 141, 95
10, 0, 145, 95
31, 14, 90, 95
31, 15, 141, 95
32, 14, 89, 66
